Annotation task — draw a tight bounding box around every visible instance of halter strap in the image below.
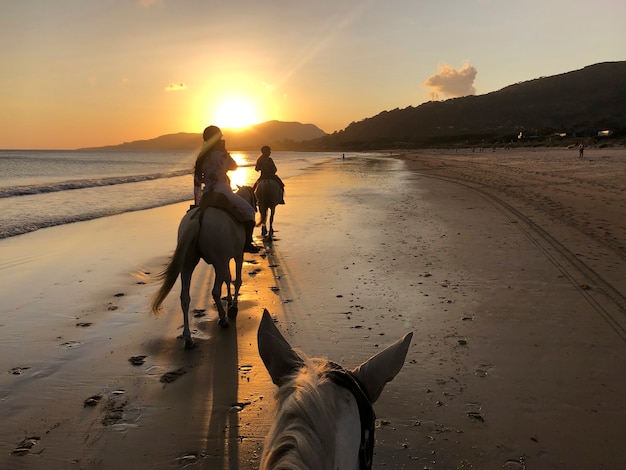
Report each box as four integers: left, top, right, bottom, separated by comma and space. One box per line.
326, 362, 375, 470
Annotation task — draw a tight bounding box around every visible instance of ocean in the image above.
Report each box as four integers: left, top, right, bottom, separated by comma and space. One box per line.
0, 149, 357, 239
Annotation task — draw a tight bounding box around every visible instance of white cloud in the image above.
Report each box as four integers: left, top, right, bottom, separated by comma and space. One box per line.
423, 62, 477, 101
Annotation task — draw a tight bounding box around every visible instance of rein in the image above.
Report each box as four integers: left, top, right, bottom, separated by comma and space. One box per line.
326, 362, 375, 470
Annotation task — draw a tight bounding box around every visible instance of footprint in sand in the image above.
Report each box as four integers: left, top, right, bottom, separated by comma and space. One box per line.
128, 355, 147, 366
11, 436, 41, 456
160, 368, 187, 383
84, 394, 103, 407
229, 401, 252, 412
102, 395, 127, 426
193, 308, 206, 317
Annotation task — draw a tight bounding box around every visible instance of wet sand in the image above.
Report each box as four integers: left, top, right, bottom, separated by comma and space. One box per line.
1, 147, 625, 469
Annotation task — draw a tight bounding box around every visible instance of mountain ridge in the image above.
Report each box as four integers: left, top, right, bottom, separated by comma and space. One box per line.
82, 61, 626, 151
317, 61, 626, 149
79, 120, 327, 152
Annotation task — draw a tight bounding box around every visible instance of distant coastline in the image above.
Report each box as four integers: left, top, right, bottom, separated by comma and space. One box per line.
77, 121, 327, 152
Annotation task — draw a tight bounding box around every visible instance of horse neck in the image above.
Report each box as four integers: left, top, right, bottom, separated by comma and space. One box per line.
236, 186, 254, 206
261, 360, 361, 470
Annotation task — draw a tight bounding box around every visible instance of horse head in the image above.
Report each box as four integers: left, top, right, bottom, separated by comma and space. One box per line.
236, 185, 257, 210
257, 309, 413, 469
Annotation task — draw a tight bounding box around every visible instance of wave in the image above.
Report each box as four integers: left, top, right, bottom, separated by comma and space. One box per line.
0, 194, 190, 239
0, 169, 191, 198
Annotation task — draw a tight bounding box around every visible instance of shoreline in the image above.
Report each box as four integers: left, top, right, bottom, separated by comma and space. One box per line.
1, 148, 625, 468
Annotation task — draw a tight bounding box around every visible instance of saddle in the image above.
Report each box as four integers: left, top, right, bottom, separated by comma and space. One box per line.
194, 191, 247, 223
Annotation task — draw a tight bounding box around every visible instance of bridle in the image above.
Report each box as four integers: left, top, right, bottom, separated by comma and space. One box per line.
326, 362, 376, 470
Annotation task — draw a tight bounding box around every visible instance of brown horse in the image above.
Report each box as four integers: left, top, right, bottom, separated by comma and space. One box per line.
255, 178, 282, 239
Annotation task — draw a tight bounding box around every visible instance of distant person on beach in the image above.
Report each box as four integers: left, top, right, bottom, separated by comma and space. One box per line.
253, 145, 285, 204
193, 125, 260, 253
579, 142, 585, 158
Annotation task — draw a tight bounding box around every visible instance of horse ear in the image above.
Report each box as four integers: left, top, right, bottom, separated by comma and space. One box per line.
258, 309, 302, 387
351, 332, 413, 403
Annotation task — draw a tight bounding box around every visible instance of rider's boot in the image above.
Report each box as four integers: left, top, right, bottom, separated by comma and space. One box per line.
243, 220, 261, 253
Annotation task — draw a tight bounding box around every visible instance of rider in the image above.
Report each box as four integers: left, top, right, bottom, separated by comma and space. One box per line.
253, 145, 285, 204
193, 125, 260, 253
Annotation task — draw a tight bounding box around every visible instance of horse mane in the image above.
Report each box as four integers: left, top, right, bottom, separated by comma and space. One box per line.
261, 357, 339, 470
235, 185, 256, 208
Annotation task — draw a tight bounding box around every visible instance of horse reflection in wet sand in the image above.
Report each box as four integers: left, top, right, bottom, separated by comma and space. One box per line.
258, 309, 413, 470
150, 186, 256, 349
255, 178, 282, 240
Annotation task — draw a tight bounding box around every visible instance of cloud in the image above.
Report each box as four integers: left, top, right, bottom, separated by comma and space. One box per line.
165, 82, 187, 92
423, 62, 477, 101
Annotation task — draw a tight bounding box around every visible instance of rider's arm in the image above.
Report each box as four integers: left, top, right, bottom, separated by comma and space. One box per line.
193, 173, 203, 205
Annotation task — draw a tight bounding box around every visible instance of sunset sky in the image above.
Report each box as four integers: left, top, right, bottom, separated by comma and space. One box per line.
1, 0, 624, 149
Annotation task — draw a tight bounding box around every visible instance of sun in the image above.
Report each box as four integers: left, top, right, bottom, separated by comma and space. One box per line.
213, 98, 259, 129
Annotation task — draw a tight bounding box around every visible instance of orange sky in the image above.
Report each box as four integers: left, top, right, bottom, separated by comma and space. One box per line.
1, 1, 624, 149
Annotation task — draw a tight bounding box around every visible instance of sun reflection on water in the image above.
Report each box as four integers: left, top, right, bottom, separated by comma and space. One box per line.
229, 153, 255, 188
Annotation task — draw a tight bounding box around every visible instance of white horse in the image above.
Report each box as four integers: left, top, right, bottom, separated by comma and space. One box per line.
151, 187, 256, 349
255, 178, 282, 239
257, 309, 413, 470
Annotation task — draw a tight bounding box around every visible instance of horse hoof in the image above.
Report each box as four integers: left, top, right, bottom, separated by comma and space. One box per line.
184, 339, 196, 349
218, 318, 230, 328
228, 305, 238, 319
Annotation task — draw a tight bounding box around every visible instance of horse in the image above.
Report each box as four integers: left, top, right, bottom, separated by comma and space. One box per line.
150, 186, 256, 349
257, 309, 413, 470
255, 178, 282, 239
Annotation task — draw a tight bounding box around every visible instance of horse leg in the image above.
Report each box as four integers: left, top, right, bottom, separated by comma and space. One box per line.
269, 206, 275, 238
224, 264, 235, 319
212, 263, 229, 328
260, 205, 268, 237
180, 256, 199, 349
229, 254, 243, 319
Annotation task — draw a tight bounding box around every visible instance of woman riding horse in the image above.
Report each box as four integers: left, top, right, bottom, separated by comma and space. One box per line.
193, 126, 260, 253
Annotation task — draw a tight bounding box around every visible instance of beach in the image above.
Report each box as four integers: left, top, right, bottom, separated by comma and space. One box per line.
1, 147, 625, 469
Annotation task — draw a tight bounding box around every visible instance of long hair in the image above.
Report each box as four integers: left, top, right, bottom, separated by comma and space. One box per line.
261, 358, 339, 470
194, 125, 223, 180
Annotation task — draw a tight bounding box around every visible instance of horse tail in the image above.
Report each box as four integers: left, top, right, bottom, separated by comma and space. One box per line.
150, 214, 201, 315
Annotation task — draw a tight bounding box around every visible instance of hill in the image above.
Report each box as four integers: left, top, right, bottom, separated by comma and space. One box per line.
313, 61, 626, 149
81, 120, 327, 152
83, 61, 626, 152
